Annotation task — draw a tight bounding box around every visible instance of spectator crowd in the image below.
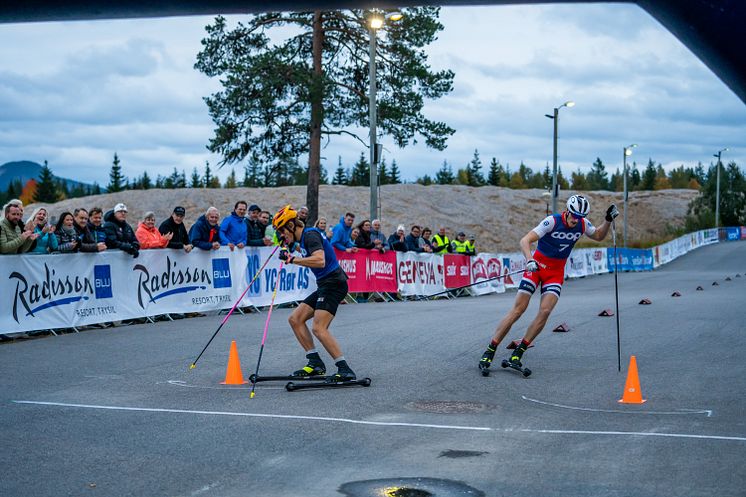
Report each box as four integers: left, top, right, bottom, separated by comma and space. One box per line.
1, 199, 478, 257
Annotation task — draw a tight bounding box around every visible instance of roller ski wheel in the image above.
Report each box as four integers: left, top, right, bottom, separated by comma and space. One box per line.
479, 363, 491, 377
501, 359, 532, 378
286, 377, 372, 392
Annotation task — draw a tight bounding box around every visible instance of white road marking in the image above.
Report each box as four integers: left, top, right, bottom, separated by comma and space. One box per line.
164, 380, 283, 391
522, 395, 713, 417
13, 401, 745, 441
12, 401, 492, 432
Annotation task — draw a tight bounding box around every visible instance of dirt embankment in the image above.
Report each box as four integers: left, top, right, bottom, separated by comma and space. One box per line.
24, 185, 699, 252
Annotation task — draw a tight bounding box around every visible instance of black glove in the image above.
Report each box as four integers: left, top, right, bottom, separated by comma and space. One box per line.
279, 249, 295, 264
606, 204, 619, 223
132, 248, 139, 259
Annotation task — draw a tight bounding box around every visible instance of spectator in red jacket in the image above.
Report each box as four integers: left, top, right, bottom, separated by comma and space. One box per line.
137, 212, 173, 249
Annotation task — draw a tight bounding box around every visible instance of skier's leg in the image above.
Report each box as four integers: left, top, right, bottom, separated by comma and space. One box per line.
510, 291, 560, 365
288, 302, 326, 376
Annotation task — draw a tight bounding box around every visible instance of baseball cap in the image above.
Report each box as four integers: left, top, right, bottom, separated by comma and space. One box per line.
469, 234, 475, 239
457, 231, 465, 236
248, 204, 261, 212
173, 206, 186, 216
114, 203, 128, 213
397, 224, 405, 232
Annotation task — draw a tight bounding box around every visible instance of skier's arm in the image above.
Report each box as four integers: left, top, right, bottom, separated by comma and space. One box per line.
519, 230, 540, 262
290, 248, 325, 269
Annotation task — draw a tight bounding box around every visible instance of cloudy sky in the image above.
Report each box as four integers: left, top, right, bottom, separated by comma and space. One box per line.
0, 3, 744, 186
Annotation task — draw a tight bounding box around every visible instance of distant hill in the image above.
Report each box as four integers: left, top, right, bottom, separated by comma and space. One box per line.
0, 160, 93, 191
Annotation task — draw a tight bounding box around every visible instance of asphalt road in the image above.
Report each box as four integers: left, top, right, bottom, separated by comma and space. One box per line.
2, 241, 745, 497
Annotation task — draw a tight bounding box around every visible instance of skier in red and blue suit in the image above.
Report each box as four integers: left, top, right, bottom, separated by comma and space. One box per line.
479, 194, 619, 373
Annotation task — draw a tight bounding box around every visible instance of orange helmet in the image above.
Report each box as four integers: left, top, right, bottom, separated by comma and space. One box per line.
272, 205, 297, 230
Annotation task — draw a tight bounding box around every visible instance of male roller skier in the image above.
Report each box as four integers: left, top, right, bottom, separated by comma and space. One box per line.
479, 194, 619, 373
273, 205, 357, 383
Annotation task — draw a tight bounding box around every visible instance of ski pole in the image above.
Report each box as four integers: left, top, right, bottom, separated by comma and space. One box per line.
416, 268, 526, 301
189, 245, 280, 369
612, 220, 621, 372
250, 261, 284, 399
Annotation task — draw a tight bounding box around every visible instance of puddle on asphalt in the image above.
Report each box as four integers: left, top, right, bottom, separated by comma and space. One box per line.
338, 477, 485, 497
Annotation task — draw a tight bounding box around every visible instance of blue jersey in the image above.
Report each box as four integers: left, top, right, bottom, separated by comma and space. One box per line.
298, 227, 340, 280
533, 214, 596, 261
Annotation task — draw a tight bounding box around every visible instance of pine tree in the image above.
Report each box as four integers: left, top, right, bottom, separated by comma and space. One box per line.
466, 149, 485, 186
653, 164, 671, 190
517, 162, 534, 186
224, 168, 238, 188
350, 152, 370, 186
378, 158, 389, 186
141, 171, 152, 189
641, 158, 657, 190
487, 158, 500, 186
34, 160, 60, 203
508, 171, 525, 189
436, 160, 455, 185
571, 169, 588, 190
107, 153, 127, 192
417, 174, 433, 185
332, 156, 348, 185
586, 157, 609, 190
630, 163, 641, 190
190, 168, 202, 188
389, 160, 402, 184
203, 161, 214, 188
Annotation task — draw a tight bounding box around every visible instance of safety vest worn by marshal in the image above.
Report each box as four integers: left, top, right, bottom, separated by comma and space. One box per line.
465, 240, 475, 253
431, 233, 450, 254
451, 239, 469, 254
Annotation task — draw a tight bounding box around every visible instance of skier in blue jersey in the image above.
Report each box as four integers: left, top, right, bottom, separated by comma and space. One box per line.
272, 205, 356, 383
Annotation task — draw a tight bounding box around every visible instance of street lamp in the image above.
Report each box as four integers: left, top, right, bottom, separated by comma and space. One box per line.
368, 10, 402, 221
622, 143, 637, 247
545, 100, 575, 213
541, 190, 551, 216
714, 147, 728, 229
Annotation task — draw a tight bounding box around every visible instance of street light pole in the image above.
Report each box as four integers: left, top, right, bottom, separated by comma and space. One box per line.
367, 11, 402, 222
714, 147, 728, 229
545, 101, 574, 213
622, 143, 637, 248
368, 23, 378, 221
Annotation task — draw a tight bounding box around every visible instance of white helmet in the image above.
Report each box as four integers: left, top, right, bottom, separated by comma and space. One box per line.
566, 194, 590, 218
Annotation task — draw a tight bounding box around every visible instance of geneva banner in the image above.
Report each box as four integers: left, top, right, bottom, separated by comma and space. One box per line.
396, 252, 445, 296
334, 249, 397, 293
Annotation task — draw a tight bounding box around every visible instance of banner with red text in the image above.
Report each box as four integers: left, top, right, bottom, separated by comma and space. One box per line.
334, 249, 398, 292
396, 252, 445, 296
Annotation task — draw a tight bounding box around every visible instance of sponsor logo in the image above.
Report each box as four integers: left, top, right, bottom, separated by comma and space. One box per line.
94, 265, 113, 299
9, 263, 94, 322
246, 252, 262, 296
397, 259, 442, 285
212, 258, 232, 288
338, 258, 356, 274
366, 259, 394, 280
471, 259, 488, 280
550, 231, 582, 241
133, 256, 211, 308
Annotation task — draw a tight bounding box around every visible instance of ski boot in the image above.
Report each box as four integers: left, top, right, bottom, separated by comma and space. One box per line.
325, 361, 356, 384
500, 346, 532, 377
479, 345, 497, 377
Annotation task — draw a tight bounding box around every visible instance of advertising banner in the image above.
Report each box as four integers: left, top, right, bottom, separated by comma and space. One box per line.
396, 252, 445, 296
607, 248, 654, 272
239, 246, 317, 308
470, 253, 506, 295
725, 227, 740, 241
742, 226, 746, 239
0, 247, 317, 334
444, 254, 471, 289
334, 249, 397, 293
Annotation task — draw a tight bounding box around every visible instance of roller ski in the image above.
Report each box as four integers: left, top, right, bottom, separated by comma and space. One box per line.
249, 373, 329, 383
500, 355, 532, 377
499, 341, 532, 377
478, 345, 497, 377
286, 363, 368, 391
286, 377, 372, 391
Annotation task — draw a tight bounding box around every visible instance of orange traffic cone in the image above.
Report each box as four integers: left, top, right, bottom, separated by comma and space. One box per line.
618, 355, 646, 404
221, 340, 248, 385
